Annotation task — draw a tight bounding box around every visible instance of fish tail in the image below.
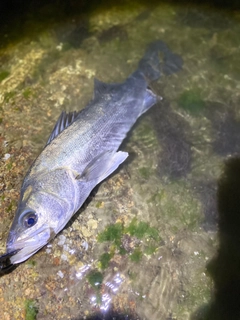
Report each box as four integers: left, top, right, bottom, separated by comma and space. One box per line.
138, 40, 183, 82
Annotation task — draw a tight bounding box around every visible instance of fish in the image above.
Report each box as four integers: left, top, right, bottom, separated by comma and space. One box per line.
0, 40, 183, 270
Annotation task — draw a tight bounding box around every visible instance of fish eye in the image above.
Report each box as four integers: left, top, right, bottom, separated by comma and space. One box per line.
22, 211, 38, 228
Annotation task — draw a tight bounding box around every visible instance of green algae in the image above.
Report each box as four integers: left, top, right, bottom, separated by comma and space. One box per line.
97, 218, 160, 247
87, 270, 104, 305
23, 87, 33, 99
178, 89, 205, 115
128, 270, 137, 281
6, 200, 15, 213
144, 242, 158, 255
99, 252, 113, 269
27, 259, 37, 267
126, 218, 148, 238
0, 70, 10, 82
130, 248, 142, 262
95, 201, 104, 208
97, 222, 123, 246
25, 299, 38, 320
119, 246, 127, 255
138, 166, 152, 179
147, 190, 165, 204
6, 161, 13, 171
4, 91, 16, 103
87, 270, 103, 290
125, 217, 159, 240
97, 218, 160, 269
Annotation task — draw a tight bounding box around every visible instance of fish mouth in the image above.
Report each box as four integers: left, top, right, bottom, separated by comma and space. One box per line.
6, 225, 53, 265
0, 249, 21, 271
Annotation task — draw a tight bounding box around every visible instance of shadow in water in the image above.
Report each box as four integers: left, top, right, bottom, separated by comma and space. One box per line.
192, 157, 240, 320
72, 309, 140, 320
149, 100, 192, 180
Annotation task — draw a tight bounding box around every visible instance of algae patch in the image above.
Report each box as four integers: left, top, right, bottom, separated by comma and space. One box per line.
178, 89, 205, 115
4, 91, 16, 103
126, 217, 159, 240
138, 166, 152, 179
23, 87, 33, 99
99, 252, 114, 269
0, 70, 10, 82
87, 270, 103, 305
130, 248, 143, 262
27, 259, 37, 267
97, 218, 161, 269
87, 270, 103, 289
25, 299, 38, 320
97, 222, 123, 246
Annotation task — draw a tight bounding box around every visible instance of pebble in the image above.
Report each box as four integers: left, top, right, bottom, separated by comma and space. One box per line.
87, 219, 98, 230
57, 234, 66, 246
61, 254, 68, 261
82, 241, 89, 251
57, 270, 64, 278
3, 153, 11, 160
81, 226, 91, 237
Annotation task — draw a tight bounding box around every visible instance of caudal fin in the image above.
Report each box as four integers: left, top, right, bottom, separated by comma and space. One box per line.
138, 40, 183, 82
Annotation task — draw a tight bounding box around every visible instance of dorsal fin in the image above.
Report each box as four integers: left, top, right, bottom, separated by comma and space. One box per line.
93, 78, 119, 99
46, 111, 80, 145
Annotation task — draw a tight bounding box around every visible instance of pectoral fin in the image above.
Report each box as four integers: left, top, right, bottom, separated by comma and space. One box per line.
77, 151, 128, 183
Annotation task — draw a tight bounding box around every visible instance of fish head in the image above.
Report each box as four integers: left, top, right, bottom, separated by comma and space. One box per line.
6, 182, 67, 265
6, 208, 53, 265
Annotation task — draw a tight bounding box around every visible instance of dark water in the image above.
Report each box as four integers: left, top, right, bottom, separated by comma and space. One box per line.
1, 1, 240, 319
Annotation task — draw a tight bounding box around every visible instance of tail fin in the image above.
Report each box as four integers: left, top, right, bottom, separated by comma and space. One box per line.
138, 40, 183, 82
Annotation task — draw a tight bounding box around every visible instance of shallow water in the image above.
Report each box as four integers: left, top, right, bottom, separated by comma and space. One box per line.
1, 1, 240, 319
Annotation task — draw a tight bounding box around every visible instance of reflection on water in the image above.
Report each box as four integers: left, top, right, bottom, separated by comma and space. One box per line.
1, 0, 240, 319
90, 273, 124, 311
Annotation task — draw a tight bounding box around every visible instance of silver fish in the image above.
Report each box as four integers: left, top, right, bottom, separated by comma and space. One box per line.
0, 41, 183, 268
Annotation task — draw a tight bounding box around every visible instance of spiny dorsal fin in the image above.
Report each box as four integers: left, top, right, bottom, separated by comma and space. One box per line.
46, 111, 80, 145
93, 78, 119, 99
